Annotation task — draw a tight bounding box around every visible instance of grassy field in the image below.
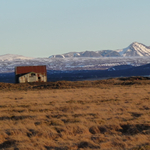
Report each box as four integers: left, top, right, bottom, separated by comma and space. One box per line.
0, 77, 150, 150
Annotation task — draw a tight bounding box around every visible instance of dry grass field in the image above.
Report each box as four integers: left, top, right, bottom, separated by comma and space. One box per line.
0, 77, 150, 150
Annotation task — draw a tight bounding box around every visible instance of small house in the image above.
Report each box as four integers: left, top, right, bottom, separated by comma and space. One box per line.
15, 65, 47, 83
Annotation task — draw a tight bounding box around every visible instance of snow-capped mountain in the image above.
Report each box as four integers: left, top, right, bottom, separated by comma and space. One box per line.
0, 42, 150, 73
49, 50, 120, 58
116, 42, 150, 57
49, 42, 150, 58
0, 54, 33, 61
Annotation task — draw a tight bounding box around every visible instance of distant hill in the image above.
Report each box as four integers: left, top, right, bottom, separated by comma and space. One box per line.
49, 42, 150, 58
0, 54, 33, 61
0, 42, 150, 74
116, 42, 150, 57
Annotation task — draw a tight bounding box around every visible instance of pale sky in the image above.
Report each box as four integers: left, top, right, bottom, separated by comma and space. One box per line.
0, 0, 150, 57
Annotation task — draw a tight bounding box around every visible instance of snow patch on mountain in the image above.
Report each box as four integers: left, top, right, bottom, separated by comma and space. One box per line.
0, 55, 150, 73
116, 42, 150, 57
49, 42, 150, 58
0, 54, 34, 61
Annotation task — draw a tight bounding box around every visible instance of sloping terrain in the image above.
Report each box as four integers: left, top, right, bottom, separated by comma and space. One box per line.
0, 54, 150, 73
0, 76, 149, 90
0, 42, 150, 74
116, 42, 150, 57
1, 62, 150, 83
50, 42, 150, 58
0, 78, 150, 149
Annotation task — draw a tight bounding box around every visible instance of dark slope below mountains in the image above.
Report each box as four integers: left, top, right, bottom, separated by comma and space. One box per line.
0, 63, 150, 83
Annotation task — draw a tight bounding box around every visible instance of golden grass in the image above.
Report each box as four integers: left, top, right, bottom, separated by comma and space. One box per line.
0, 78, 150, 149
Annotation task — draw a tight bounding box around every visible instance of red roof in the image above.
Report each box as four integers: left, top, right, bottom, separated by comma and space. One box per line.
15, 66, 47, 75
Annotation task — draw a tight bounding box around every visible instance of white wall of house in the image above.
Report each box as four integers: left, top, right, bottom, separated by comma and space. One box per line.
19, 72, 47, 83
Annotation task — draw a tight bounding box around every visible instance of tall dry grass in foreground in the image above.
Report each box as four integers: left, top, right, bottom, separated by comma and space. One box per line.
0, 79, 150, 149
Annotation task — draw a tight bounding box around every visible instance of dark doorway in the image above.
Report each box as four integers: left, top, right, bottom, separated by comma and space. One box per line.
38, 77, 41, 82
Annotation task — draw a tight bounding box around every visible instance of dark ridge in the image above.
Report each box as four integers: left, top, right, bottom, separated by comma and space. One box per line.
0, 63, 150, 83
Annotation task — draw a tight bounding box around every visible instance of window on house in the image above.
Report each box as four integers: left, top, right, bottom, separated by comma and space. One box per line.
31, 73, 36, 76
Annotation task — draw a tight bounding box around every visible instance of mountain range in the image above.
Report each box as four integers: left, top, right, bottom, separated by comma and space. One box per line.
0, 42, 150, 82
0, 42, 150, 74
0, 42, 150, 61
49, 42, 150, 58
